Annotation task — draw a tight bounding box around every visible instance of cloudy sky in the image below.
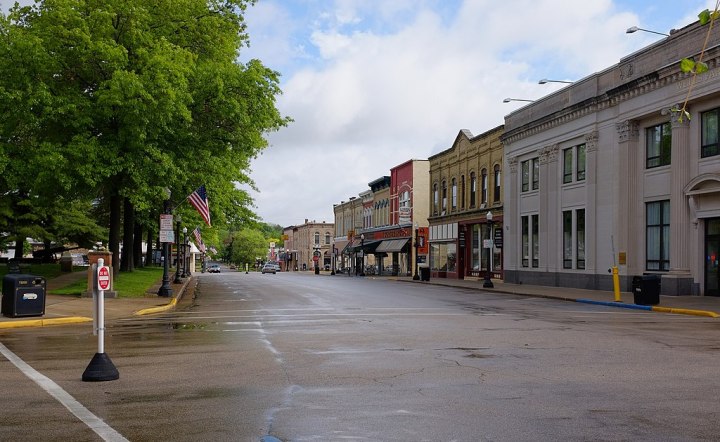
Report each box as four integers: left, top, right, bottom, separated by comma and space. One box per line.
1, 0, 716, 227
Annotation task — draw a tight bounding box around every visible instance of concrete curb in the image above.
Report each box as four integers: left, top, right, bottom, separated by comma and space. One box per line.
0, 316, 93, 329
399, 278, 720, 318
134, 277, 195, 316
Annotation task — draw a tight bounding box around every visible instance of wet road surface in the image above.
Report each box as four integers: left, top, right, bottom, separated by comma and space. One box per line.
2, 270, 720, 441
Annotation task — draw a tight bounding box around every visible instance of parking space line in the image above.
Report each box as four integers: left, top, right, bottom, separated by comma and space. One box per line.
0, 342, 128, 442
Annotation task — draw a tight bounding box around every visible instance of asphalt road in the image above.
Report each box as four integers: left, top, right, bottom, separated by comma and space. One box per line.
2, 270, 720, 441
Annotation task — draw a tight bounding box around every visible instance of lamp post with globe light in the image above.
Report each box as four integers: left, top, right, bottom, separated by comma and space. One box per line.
483, 211, 494, 288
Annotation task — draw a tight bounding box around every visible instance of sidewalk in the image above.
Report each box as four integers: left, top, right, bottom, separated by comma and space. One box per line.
0, 272, 196, 329
1, 271, 718, 329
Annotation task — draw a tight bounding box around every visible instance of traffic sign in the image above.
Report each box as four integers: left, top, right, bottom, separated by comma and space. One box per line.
97, 266, 110, 291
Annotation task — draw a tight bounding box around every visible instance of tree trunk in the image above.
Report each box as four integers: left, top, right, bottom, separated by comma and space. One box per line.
133, 220, 143, 268
109, 193, 121, 276
13, 237, 23, 259
146, 225, 154, 267
121, 197, 135, 272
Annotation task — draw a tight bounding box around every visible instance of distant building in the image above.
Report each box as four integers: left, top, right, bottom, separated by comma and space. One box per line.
283, 220, 334, 271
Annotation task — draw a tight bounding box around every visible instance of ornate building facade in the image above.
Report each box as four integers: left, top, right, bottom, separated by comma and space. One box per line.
428, 127, 504, 280
502, 20, 720, 295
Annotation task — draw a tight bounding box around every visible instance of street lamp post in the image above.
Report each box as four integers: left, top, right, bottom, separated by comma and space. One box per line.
331, 240, 336, 275
181, 226, 189, 278
360, 233, 365, 276
158, 189, 173, 297
413, 222, 420, 280
483, 211, 494, 288
174, 216, 183, 284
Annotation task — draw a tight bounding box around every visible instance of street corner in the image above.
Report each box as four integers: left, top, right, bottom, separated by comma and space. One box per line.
134, 296, 178, 316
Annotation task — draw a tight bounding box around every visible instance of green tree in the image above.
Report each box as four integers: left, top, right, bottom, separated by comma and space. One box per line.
229, 228, 266, 267
0, 0, 289, 272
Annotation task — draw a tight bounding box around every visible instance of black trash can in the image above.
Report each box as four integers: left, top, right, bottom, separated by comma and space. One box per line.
2, 274, 46, 317
632, 274, 660, 306
419, 265, 430, 281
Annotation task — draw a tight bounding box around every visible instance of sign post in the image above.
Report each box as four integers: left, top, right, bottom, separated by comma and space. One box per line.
82, 258, 119, 382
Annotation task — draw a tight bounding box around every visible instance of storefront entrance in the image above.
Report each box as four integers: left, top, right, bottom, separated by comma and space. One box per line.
705, 218, 720, 296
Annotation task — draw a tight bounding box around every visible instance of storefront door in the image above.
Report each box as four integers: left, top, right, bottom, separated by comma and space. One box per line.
705, 218, 720, 296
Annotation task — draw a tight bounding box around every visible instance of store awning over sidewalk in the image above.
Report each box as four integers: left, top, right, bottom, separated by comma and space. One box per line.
345, 239, 382, 254
375, 238, 409, 253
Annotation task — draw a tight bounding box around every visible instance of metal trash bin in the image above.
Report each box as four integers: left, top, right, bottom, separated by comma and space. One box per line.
2, 274, 46, 317
632, 274, 660, 306
419, 265, 430, 282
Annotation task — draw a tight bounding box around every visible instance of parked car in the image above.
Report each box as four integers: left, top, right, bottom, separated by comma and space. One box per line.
208, 264, 221, 273
261, 263, 277, 274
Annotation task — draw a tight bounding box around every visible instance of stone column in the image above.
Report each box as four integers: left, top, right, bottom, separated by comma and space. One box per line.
584, 131, 598, 273
505, 156, 519, 279
539, 144, 559, 271
669, 111, 692, 275
615, 120, 639, 277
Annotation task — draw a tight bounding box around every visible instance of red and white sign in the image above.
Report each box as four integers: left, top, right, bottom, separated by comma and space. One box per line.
97, 266, 110, 291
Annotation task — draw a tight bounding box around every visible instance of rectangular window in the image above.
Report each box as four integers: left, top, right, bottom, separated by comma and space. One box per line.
521, 214, 539, 268
522, 159, 540, 192
577, 209, 585, 269
646, 123, 671, 168
577, 144, 586, 181
563, 144, 586, 183
563, 209, 585, 269
522, 216, 529, 267
563, 149, 573, 184
646, 200, 670, 271
461, 176, 465, 210
563, 210, 573, 268
702, 108, 719, 158
532, 214, 539, 267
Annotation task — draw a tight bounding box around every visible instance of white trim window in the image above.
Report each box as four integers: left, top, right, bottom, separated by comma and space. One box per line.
562, 208, 585, 269
562, 144, 586, 184
521, 214, 539, 268
521, 158, 540, 192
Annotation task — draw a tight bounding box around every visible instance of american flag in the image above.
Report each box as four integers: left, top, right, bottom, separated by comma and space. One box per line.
188, 185, 211, 227
192, 227, 206, 253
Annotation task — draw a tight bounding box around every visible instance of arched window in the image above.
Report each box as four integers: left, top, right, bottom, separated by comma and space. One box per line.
433, 183, 439, 215
470, 172, 476, 208
493, 164, 501, 202
325, 232, 331, 244
481, 169, 488, 205
451, 178, 457, 210
441, 180, 447, 213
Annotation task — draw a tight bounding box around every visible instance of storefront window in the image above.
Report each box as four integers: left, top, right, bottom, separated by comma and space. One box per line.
472, 225, 480, 270
430, 242, 457, 272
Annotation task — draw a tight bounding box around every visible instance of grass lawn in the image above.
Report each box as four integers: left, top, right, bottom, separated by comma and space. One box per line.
50, 266, 165, 298
0, 263, 166, 298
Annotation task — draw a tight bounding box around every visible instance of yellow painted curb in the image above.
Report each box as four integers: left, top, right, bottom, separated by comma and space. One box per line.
651, 306, 720, 318
134, 297, 178, 316
0, 316, 92, 329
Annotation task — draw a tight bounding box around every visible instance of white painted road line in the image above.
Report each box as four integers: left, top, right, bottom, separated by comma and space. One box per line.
0, 342, 128, 442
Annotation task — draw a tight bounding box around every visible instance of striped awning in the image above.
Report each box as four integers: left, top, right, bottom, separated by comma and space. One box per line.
375, 238, 409, 253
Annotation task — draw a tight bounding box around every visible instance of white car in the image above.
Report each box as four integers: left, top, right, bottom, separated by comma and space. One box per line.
261, 263, 276, 274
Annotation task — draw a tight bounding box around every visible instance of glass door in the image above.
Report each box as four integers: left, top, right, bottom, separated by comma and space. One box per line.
705, 219, 720, 296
